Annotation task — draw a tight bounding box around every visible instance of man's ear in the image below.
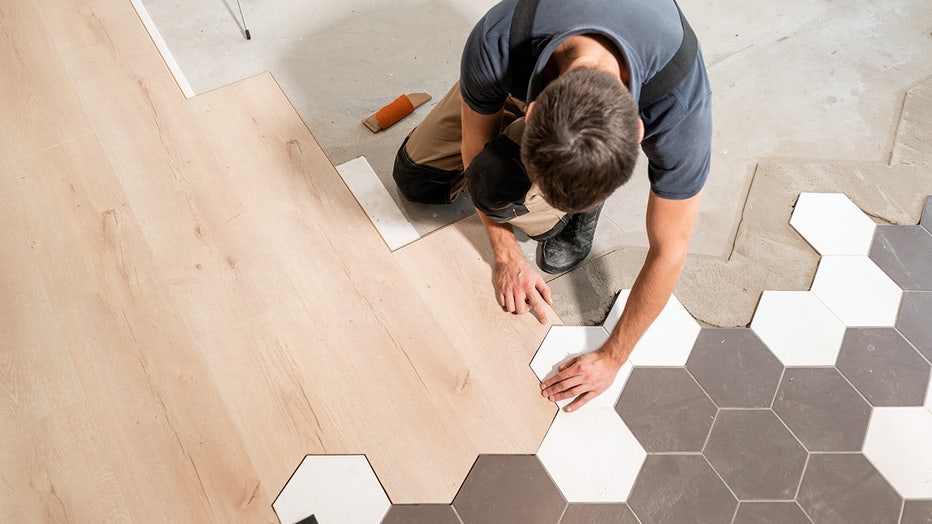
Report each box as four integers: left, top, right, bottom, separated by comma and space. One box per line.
526, 101, 536, 120
638, 118, 645, 144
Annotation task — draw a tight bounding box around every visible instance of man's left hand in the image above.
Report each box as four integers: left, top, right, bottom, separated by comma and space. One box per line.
540, 349, 624, 413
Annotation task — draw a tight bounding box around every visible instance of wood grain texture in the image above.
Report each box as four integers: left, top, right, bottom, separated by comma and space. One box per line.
0, 0, 93, 163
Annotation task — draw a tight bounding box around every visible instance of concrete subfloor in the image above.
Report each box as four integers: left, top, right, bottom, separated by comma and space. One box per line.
138, 0, 932, 326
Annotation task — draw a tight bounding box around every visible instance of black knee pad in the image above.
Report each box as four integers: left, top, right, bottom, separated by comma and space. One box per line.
392, 136, 463, 205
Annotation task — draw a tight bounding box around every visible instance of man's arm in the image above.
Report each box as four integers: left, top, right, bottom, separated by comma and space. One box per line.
540, 189, 703, 411
463, 99, 553, 324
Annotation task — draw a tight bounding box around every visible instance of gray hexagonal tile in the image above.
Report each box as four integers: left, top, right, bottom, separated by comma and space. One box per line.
615, 367, 717, 453
733, 502, 811, 524
560, 503, 638, 524
452, 455, 566, 524
627, 455, 737, 524
922, 196, 932, 233
902, 500, 932, 524
686, 328, 783, 408
703, 409, 807, 500
897, 291, 932, 363
797, 453, 902, 524
869, 225, 932, 290
772, 367, 872, 452
837, 328, 930, 406
381, 505, 462, 524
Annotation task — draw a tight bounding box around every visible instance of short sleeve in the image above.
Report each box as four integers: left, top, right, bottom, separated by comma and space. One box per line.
640, 91, 712, 200
460, 14, 512, 115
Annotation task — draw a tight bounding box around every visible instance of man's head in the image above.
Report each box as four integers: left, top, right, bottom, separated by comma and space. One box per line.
522, 68, 642, 213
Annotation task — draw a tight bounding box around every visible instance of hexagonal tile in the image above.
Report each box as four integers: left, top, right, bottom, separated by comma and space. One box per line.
603, 290, 700, 366
627, 455, 737, 524
922, 196, 932, 233
897, 291, 932, 363
537, 407, 646, 502
790, 192, 877, 255
772, 367, 872, 452
750, 291, 846, 366
863, 407, 932, 499
560, 503, 638, 524
452, 455, 566, 524
381, 505, 461, 524
531, 326, 627, 411
810, 256, 903, 327
733, 502, 811, 524
615, 367, 717, 453
273, 455, 390, 524
686, 328, 783, 408
902, 500, 932, 524
703, 410, 807, 500
869, 225, 932, 290
836, 328, 930, 406
797, 453, 902, 523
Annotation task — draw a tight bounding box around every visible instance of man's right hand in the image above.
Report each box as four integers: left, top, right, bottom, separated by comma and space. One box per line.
494, 257, 553, 324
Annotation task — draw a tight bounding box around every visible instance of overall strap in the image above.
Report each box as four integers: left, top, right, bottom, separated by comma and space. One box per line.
638, 1, 698, 110
509, 0, 541, 99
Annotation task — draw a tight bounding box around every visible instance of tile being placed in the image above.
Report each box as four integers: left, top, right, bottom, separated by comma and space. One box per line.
686, 328, 784, 408
531, 326, 629, 411
615, 367, 717, 453
902, 500, 932, 524
273, 455, 390, 524
380, 505, 462, 524
810, 256, 903, 327
836, 328, 930, 406
703, 409, 807, 500
537, 407, 646, 503
733, 502, 811, 524
559, 503, 638, 524
797, 453, 902, 523
869, 225, 932, 290
750, 291, 846, 366
336, 156, 421, 250
772, 367, 871, 452
603, 290, 700, 366
863, 407, 932, 499
452, 455, 566, 524
897, 291, 932, 363
790, 192, 877, 255
627, 454, 737, 524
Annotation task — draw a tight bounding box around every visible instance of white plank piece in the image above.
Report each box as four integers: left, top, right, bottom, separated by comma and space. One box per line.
811, 256, 903, 327
750, 291, 847, 366
863, 407, 932, 499
273, 455, 390, 524
790, 193, 877, 256
337, 156, 421, 251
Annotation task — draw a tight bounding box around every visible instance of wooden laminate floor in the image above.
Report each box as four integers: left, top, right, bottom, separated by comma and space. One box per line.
0, 0, 558, 520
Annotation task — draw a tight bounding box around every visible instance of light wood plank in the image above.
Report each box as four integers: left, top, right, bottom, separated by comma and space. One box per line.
1, 135, 277, 523
0, 0, 93, 163
0, 402, 131, 523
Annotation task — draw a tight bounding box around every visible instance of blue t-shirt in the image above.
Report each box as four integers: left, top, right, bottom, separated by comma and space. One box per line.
461, 0, 712, 200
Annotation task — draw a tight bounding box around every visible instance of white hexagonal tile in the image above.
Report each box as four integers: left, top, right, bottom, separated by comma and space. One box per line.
603, 290, 701, 366
811, 256, 903, 327
536, 407, 647, 502
531, 326, 632, 411
750, 291, 847, 365
863, 407, 932, 499
790, 193, 877, 255
273, 455, 390, 524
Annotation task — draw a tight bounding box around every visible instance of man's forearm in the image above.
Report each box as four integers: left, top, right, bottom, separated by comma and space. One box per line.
476, 209, 523, 264
602, 246, 686, 363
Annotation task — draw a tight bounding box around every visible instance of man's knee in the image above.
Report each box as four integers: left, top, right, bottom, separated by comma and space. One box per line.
392, 136, 464, 205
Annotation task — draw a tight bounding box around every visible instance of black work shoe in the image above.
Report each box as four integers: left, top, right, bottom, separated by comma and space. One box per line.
536, 203, 604, 274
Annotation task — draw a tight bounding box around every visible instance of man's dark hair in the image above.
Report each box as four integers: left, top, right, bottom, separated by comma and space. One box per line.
521, 68, 640, 213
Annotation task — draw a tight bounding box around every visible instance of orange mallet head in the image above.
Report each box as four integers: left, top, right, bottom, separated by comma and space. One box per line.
363, 93, 431, 133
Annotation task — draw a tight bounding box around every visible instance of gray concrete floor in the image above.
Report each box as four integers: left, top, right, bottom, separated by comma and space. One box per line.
139, 0, 932, 324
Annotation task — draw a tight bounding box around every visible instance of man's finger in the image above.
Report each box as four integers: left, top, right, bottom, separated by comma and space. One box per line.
504, 291, 516, 313
526, 293, 548, 325
543, 377, 585, 399
540, 360, 577, 389
514, 291, 529, 315
537, 280, 553, 306
564, 392, 594, 413
551, 384, 587, 402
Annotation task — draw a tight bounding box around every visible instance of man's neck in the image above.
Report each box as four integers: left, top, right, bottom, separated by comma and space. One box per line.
552, 34, 630, 87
